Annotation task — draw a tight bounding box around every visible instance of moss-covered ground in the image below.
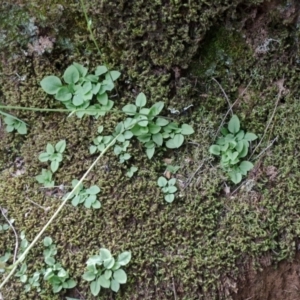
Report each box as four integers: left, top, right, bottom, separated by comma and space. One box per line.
1, 0, 300, 299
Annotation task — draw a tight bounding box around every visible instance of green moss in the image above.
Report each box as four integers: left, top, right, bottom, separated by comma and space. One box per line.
3, 0, 300, 300
190, 27, 253, 79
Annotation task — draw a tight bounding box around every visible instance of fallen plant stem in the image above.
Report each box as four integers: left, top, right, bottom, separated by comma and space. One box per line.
172, 275, 177, 300
78, 0, 120, 99
0, 206, 18, 264
183, 158, 209, 190
214, 80, 252, 139
25, 197, 50, 212
253, 136, 278, 160
0, 132, 121, 291
250, 82, 283, 159
212, 77, 233, 116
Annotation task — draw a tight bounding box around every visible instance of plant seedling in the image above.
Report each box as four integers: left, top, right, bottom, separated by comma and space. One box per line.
38, 140, 66, 173
35, 169, 55, 187
122, 93, 194, 159
3, 115, 27, 134
42, 237, 76, 293
40, 62, 120, 118
64, 179, 101, 209
126, 166, 138, 178
24, 271, 42, 293
0, 252, 11, 273
157, 176, 177, 203
209, 114, 258, 184
82, 248, 131, 296
0, 218, 14, 231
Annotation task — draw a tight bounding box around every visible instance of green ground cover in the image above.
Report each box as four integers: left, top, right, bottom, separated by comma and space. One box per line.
1, 0, 300, 299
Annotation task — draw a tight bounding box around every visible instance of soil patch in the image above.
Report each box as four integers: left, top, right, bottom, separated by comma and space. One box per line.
233, 252, 300, 300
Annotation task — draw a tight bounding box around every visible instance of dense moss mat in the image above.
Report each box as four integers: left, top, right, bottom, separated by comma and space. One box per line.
1, 0, 300, 299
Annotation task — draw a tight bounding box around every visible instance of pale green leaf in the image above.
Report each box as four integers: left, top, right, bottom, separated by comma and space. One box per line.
90, 278, 101, 296
165, 194, 175, 203
113, 269, 127, 284
209, 145, 220, 155
181, 124, 194, 135
117, 251, 131, 266
99, 274, 110, 288
135, 92, 147, 107
228, 115, 240, 134
157, 176, 167, 187
55, 140, 66, 153
40, 76, 62, 95
63, 65, 80, 84
110, 279, 120, 292
95, 65, 108, 76
244, 132, 258, 141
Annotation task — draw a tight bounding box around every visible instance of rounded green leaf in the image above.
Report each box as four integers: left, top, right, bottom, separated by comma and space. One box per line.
103, 257, 115, 269
84, 195, 96, 208
152, 133, 163, 146
51, 160, 59, 173
66, 279, 77, 289
238, 140, 249, 158
92, 200, 101, 209
39, 152, 50, 162
86, 185, 101, 195
63, 65, 80, 84
95, 65, 108, 76
235, 140, 244, 153
72, 94, 84, 106
124, 130, 133, 140
71, 196, 80, 207
135, 92, 147, 107
99, 274, 111, 288
136, 115, 148, 127
209, 145, 220, 155
229, 171, 242, 184
235, 130, 245, 141
146, 146, 155, 159
17, 123, 27, 135
46, 143, 55, 154
244, 132, 258, 141
168, 186, 177, 193
58, 268, 68, 278
168, 178, 176, 185
181, 124, 194, 135
40, 76, 62, 95
105, 270, 112, 280
157, 176, 168, 187
149, 102, 164, 117
45, 256, 55, 266
55, 86, 72, 101
110, 279, 120, 292
99, 248, 112, 260
228, 115, 240, 134
55, 140, 66, 153
90, 278, 101, 296
239, 161, 254, 173
97, 93, 108, 105
165, 194, 175, 203
117, 251, 131, 266
73, 62, 88, 77
166, 134, 184, 149
43, 237, 53, 247
122, 104, 137, 115
107, 70, 121, 81
113, 269, 127, 284
156, 117, 169, 127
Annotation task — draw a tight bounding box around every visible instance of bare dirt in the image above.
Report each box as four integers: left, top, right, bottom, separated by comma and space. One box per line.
233, 253, 300, 300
